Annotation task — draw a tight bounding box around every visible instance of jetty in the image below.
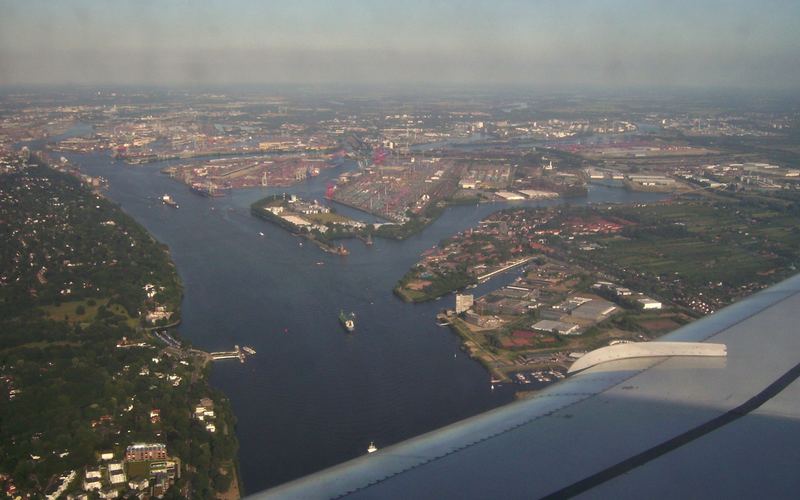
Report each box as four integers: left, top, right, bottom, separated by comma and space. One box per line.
208, 345, 257, 363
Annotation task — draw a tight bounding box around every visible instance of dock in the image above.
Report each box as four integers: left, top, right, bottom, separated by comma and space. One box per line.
209, 345, 256, 363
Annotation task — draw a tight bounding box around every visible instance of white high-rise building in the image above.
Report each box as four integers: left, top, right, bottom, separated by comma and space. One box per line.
455, 294, 474, 314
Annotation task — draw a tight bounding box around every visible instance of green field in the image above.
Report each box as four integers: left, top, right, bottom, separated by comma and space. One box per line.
583, 195, 800, 303
397, 193, 800, 305
125, 460, 150, 479
41, 298, 138, 328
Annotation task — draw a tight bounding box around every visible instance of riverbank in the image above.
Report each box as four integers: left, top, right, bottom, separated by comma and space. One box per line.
0, 155, 241, 498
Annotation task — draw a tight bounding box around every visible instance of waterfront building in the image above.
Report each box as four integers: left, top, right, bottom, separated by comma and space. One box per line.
455, 294, 474, 314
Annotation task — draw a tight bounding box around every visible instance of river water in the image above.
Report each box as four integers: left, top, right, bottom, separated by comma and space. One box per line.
67, 151, 668, 493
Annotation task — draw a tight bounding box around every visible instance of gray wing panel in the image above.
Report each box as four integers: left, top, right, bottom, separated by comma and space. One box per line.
582, 377, 800, 499
253, 273, 800, 499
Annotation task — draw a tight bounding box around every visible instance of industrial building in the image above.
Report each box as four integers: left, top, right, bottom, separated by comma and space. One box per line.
495, 191, 525, 200
638, 297, 663, 310
518, 189, 558, 199
532, 319, 580, 336
570, 299, 617, 321
626, 174, 676, 186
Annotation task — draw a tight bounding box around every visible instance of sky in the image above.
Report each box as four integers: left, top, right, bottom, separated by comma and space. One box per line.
1, 0, 799, 89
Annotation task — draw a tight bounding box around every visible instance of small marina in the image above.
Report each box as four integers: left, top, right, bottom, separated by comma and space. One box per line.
513, 369, 566, 385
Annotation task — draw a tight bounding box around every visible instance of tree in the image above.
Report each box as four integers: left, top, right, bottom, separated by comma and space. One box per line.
212, 470, 232, 492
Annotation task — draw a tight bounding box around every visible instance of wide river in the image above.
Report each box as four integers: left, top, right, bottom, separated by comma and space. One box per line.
69, 151, 668, 493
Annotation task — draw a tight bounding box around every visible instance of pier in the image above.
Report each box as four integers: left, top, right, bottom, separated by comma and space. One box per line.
179, 344, 257, 365
209, 345, 257, 363
149, 328, 256, 363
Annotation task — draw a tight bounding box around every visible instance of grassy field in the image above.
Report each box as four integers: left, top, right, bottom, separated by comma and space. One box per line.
41, 298, 138, 328
393, 286, 426, 302
595, 199, 800, 289
125, 460, 150, 479
598, 237, 768, 285
0, 340, 80, 355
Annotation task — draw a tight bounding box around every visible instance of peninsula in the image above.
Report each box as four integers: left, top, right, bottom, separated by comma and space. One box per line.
397, 193, 800, 382
250, 193, 369, 254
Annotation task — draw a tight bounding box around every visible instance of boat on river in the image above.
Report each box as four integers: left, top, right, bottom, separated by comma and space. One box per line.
161, 194, 179, 208
339, 310, 356, 332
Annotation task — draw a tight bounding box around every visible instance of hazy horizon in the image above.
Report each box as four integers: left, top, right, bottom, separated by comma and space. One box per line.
1, 0, 799, 90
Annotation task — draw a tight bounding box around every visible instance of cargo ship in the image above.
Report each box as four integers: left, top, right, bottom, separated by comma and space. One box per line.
339, 310, 356, 332
190, 182, 227, 198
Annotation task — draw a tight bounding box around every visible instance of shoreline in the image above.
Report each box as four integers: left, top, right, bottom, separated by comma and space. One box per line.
57, 155, 243, 498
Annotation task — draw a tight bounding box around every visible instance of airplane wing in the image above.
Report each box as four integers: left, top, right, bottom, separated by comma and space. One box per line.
253, 273, 800, 499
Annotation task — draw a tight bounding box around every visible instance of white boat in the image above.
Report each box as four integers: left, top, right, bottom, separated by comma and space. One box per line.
367, 442, 378, 453
339, 310, 356, 332
259, 232, 265, 237
161, 194, 179, 208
